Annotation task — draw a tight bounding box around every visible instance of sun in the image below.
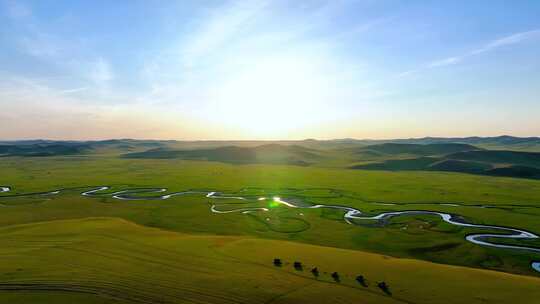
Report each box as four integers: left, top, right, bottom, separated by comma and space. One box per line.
208, 55, 336, 138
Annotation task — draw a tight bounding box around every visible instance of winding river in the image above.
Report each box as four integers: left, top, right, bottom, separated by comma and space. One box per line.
1, 185, 539, 272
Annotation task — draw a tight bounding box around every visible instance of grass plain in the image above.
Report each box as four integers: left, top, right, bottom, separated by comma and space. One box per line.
1, 142, 540, 303
0, 217, 539, 304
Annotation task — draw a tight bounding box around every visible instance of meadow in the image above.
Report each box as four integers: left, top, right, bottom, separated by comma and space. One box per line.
1, 151, 540, 303
3, 0, 539, 302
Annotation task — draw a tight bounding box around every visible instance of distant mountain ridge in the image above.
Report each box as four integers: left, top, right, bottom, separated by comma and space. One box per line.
329, 135, 540, 151
2, 135, 539, 149
330, 135, 540, 143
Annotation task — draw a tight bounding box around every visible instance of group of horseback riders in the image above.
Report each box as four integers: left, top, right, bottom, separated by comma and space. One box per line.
273, 258, 391, 295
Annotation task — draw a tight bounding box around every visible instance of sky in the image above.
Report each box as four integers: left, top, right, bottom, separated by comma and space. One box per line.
1, 0, 539, 140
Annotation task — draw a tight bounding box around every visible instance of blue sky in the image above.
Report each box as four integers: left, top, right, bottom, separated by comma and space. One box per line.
1, 0, 539, 140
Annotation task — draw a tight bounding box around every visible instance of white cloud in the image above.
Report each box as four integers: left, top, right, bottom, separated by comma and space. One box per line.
181, 0, 269, 67
140, 0, 379, 93
4, 0, 32, 19
0, 75, 189, 140
428, 56, 461, 68
19, 33, 63, 58
400, 29, 540, 77
60, 87, 88, 94
436, 29, 540, 67
3, 1, 109, 93
470, 29, 540, 55
89, 58, 113, 84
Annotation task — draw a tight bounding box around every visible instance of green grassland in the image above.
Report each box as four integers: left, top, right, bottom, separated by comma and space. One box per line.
0, 217, 539, 304
1, 150, 540, 303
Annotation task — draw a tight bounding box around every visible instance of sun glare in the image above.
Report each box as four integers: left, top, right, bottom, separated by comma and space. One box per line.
209, 55, 336, 138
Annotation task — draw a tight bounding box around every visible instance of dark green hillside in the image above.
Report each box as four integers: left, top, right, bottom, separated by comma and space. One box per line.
122, 146, 254, 160
326, 136, 540, 152
428, 159, 492, 173
351, 157, 438, 171
122, 144, 323, 165
351, 158, 492, 174
357, 143, 480, 156
485, 166, 540, 179
446, 150, 540, 167
0, 143, 91, 157
352, 149, 540, 179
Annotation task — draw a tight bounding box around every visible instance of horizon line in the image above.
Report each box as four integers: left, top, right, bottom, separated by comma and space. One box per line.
1, 135, 539, 142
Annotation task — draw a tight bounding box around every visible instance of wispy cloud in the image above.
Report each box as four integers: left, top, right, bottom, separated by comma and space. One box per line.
141, 0, 377, 89
89, 58, 113, 85
470, 29, 540, 55
3, 1, 57, 59
19, 33, 63, 58
430, 29, 540, 68
3, 0, 32, 19
60, 87, 88, 94
400, 29, 540, 75
428, 56, 461, 68
181, 0, 269, 67
3, 1, 113, 96
0, 74, 215, 140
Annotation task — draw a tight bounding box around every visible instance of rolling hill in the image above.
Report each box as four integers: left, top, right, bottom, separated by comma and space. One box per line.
445, 150, 540, 168
122, 144, 324, 165
351, 145, 540, 179
327, 136, 540, 152
1, 217, 539, 304
2, 139, 540, 179
353, 143, 481, 156
0, 143, 92, 157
